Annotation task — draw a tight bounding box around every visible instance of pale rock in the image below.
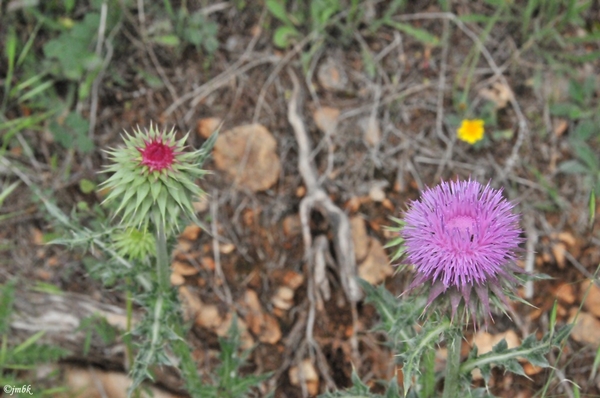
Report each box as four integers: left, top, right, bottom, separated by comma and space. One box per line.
213, 124, 281, 192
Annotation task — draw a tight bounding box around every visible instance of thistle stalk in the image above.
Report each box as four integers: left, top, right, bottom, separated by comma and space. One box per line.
155, 222, 169, 294
442, 328, 462, 398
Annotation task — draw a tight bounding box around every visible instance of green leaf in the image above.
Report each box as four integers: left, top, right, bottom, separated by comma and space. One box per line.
549, 102, 584, 119
572, 119, 596, 142
0, 181, 20, 208
135, 182, 151, 211
273, 26, 300, 48
43, 13, 101, 80
589, 190, 596, 229
557, 160, 588, 174
3, 28, 17, 109
13, 330, 46, 355
150, 179, 163, 201
591, 342, 600, 381
385, 21, 439, 46
0, 281, 16, 334
50, 112, 93, 153
17, 79, 54, 103
573, 143, 599, 171
152, 34, 181, 47
4, 28, 17, 67
266, 0, 294, 25
79, 178, 96, 194
568, 78, 584, 104
157, 189, 168, 227
113, 184, 138, 216
549, 300, 558, 331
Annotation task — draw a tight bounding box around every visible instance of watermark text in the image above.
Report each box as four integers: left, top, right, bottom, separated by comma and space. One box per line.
3, 384, 33, 395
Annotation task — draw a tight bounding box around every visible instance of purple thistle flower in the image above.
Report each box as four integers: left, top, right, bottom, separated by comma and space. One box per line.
400, 179, 523, 324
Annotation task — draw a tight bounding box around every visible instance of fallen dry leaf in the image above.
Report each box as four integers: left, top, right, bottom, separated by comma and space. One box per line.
358, 237, 393, 284
173, 239, 193, 259
172, 261, 199, 276
350, 216, 370, 263
317, 57, 347, 91
471, 330, 520, 380
200, 256, 215, 271
281, 270, 304, 290
192, 195, 209, 213
196, 303, 223, 330
35, 269, 52, 281
178, 286, 203, 321
478, 81, 512, 109
359, 116, 382, 146
471, 330, 520, 355
271, 286, 295, 310
551, 241, 567, 269
32, 228, 44, 245
213, 124, 281, 192
257, 313, 282, 344
244, 289, 262, 312
523, 362, 544, 376
244, 290, 282, 344
289, 359, 319, 396
170, 273, 185, 286
553, 118, 568, 137
345, 196, 363, 213
569, 311, 600, 348
283, 214, 302, 237
368, 185, 386, 202
382, 198, 394, 211
553, 283, 576, 304
219, 242, 236, 254
180, 224, 202, 241
581, 280, 600, 318
313, 106, 340, 134
553, 231, 577, 247
197, 117, 221, 139
215, 312, 254, 349
65, 367, 182, 398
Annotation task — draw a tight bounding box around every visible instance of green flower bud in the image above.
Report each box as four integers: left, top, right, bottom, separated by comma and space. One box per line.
100, 124, 215, 233
113, 226, 156, 262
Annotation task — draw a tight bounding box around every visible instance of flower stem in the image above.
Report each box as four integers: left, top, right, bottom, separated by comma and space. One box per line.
155, 223, 170, 294
124, 288, 134, 371
442, 328, 463, 398
154, 221, 205, 395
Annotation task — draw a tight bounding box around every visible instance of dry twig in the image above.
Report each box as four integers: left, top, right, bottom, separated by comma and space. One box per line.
287, 69, 362, 303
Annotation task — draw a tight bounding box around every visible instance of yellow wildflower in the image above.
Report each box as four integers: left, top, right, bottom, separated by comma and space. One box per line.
457, 119, 485, 144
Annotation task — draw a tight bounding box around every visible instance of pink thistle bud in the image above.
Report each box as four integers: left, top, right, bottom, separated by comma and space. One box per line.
100, 123, 216, 233
138, 138, 177, 173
